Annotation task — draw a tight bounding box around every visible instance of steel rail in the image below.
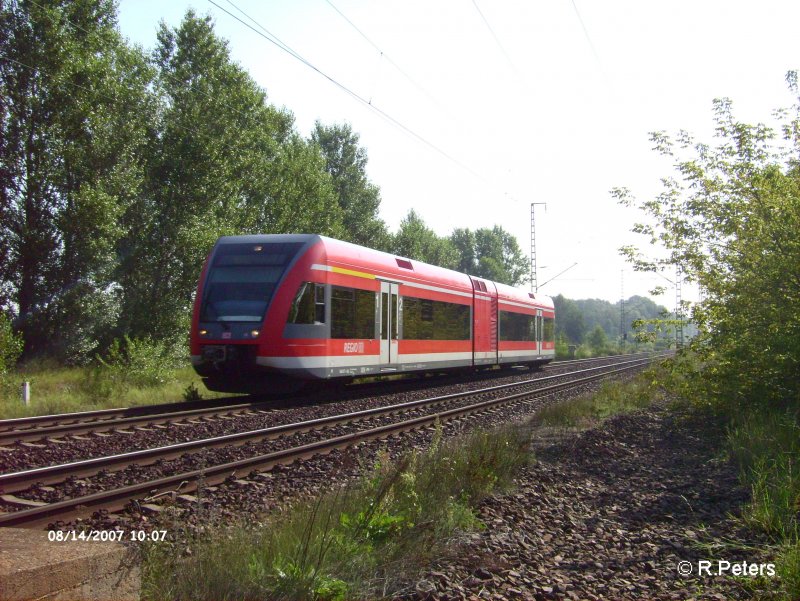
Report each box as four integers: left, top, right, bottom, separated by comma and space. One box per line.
0, 352, 663, 444
0, 401, 270, 446
0, 395, 247, 433
0, 359, 655, 528
0, 356, 658, 493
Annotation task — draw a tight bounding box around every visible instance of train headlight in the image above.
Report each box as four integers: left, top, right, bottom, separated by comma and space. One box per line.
250, 329, 260, 338
199, 329, 208, 336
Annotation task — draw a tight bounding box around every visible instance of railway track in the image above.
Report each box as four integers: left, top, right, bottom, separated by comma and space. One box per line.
0, 354, 662, 528
0, 352, 659, 446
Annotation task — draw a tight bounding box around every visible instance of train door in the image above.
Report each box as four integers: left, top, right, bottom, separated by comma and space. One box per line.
536, 309, 543, 356
379, 281, 399, 368
470, 277, 498, 367
490, 295, 498, 361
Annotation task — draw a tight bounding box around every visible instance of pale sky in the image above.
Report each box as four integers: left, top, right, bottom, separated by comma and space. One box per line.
117, 0, 800, 305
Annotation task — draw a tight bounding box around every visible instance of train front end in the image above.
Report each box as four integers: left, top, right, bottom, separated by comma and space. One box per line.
189, 234, 316, 393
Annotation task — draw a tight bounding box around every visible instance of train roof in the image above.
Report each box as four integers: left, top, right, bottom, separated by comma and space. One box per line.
213, 234, 553, 309
494, 281, 554, 310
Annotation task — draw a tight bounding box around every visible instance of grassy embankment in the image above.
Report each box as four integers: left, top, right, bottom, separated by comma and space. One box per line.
139, 358, 797, 600
0, 336, 231, 419
142, 424, 529, 601
0, 342, 655, 419
726, 404, 800, 598
0, 361, 226, 419
140, 366, 669, 601
668, 351, 800, 600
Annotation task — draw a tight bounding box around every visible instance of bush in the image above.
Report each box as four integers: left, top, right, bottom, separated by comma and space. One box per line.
0, 313, 23, 376
143, 423, 531, 600
0, 314, 23, 397
728, 410, 800, 541
83, 336, 183, 400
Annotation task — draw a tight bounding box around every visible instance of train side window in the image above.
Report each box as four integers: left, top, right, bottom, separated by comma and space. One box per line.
315, 284, 325, 323
543, 316, 555, 343
289, 283, 325, 325
381, 292, 388, 339
402, 296, 470, 340
331, 286, 376, 339
499, 310, 537, 341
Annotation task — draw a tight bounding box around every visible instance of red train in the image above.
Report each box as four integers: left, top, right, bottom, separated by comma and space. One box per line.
190, 235, 555, 393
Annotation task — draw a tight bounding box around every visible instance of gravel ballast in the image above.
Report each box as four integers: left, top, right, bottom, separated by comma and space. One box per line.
403, 402, 774, 601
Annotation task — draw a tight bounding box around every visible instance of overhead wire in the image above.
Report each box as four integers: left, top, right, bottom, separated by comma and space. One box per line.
322, 0, 446, 112
570, 0, 598, 61
470, 0, 520, 78
569, 0, 604, 71
2, 53, 261, 178
13, 0, 488, 189
24, 0, 268, 128
211, 0, 485, 181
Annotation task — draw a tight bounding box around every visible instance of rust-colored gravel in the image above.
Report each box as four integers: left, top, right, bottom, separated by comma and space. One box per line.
401, 402, 773, 601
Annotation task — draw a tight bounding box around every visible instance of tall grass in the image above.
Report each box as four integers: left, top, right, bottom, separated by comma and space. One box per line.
0, 337, 232, 418
726, 409, 800, 599
666, 353, 800, 599
728, 411, 800, 541
142, 423, 530, 601
532, 366, 664, 429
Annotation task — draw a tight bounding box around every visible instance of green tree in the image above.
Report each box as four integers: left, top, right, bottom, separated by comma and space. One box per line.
312, 121, 389, 249
117, 11, 343, 342
552, 294, 586, 343
614, 73, 800, 409
0, 0, 154, 362
392, 210, 458, 269
587, 325, 608, 354
0, 312, 23, 379
450, 228, 477, 274
473, 226, 529, 286
447, 226, 529, 286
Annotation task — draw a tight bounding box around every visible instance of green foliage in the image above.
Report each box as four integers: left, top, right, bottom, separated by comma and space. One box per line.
552, 295, 586, 344
1, 0, 536, 369
555, 332, 571, 359
182, 382, 203, 401
615, 75, 800, 411
553, 294, 670, 346
587, 325, 609, 354
117, 11, 343, 342
617, 72, 800, 599
2, 4, 355, 359
0, 0, 155, 362
0, 313, 23, 399
0, 313, 23, 378
312, 121, 389, 250
778, 541, 800, 600
392, 209, 459, 269
340, 507, 407, 544
449, 225, 529, 286
81, 336, 181, 400
391, 213, 531, 286
727, 410, 800, 541
533, 365, 664, 428
142, 423, 530, 600
0, 363, 231, 420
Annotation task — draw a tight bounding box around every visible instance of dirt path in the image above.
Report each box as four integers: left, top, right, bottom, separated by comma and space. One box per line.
406, 403, 775, 600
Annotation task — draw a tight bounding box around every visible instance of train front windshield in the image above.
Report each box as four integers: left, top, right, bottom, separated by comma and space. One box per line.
200, 242, 304, 322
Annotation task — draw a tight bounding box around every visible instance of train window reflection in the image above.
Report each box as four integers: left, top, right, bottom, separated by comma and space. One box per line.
402, 297, 470, 340
289, 283, 325, 324
331, 286, 376, 339
200, 242, 303, 322
499, 311, 536, 341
